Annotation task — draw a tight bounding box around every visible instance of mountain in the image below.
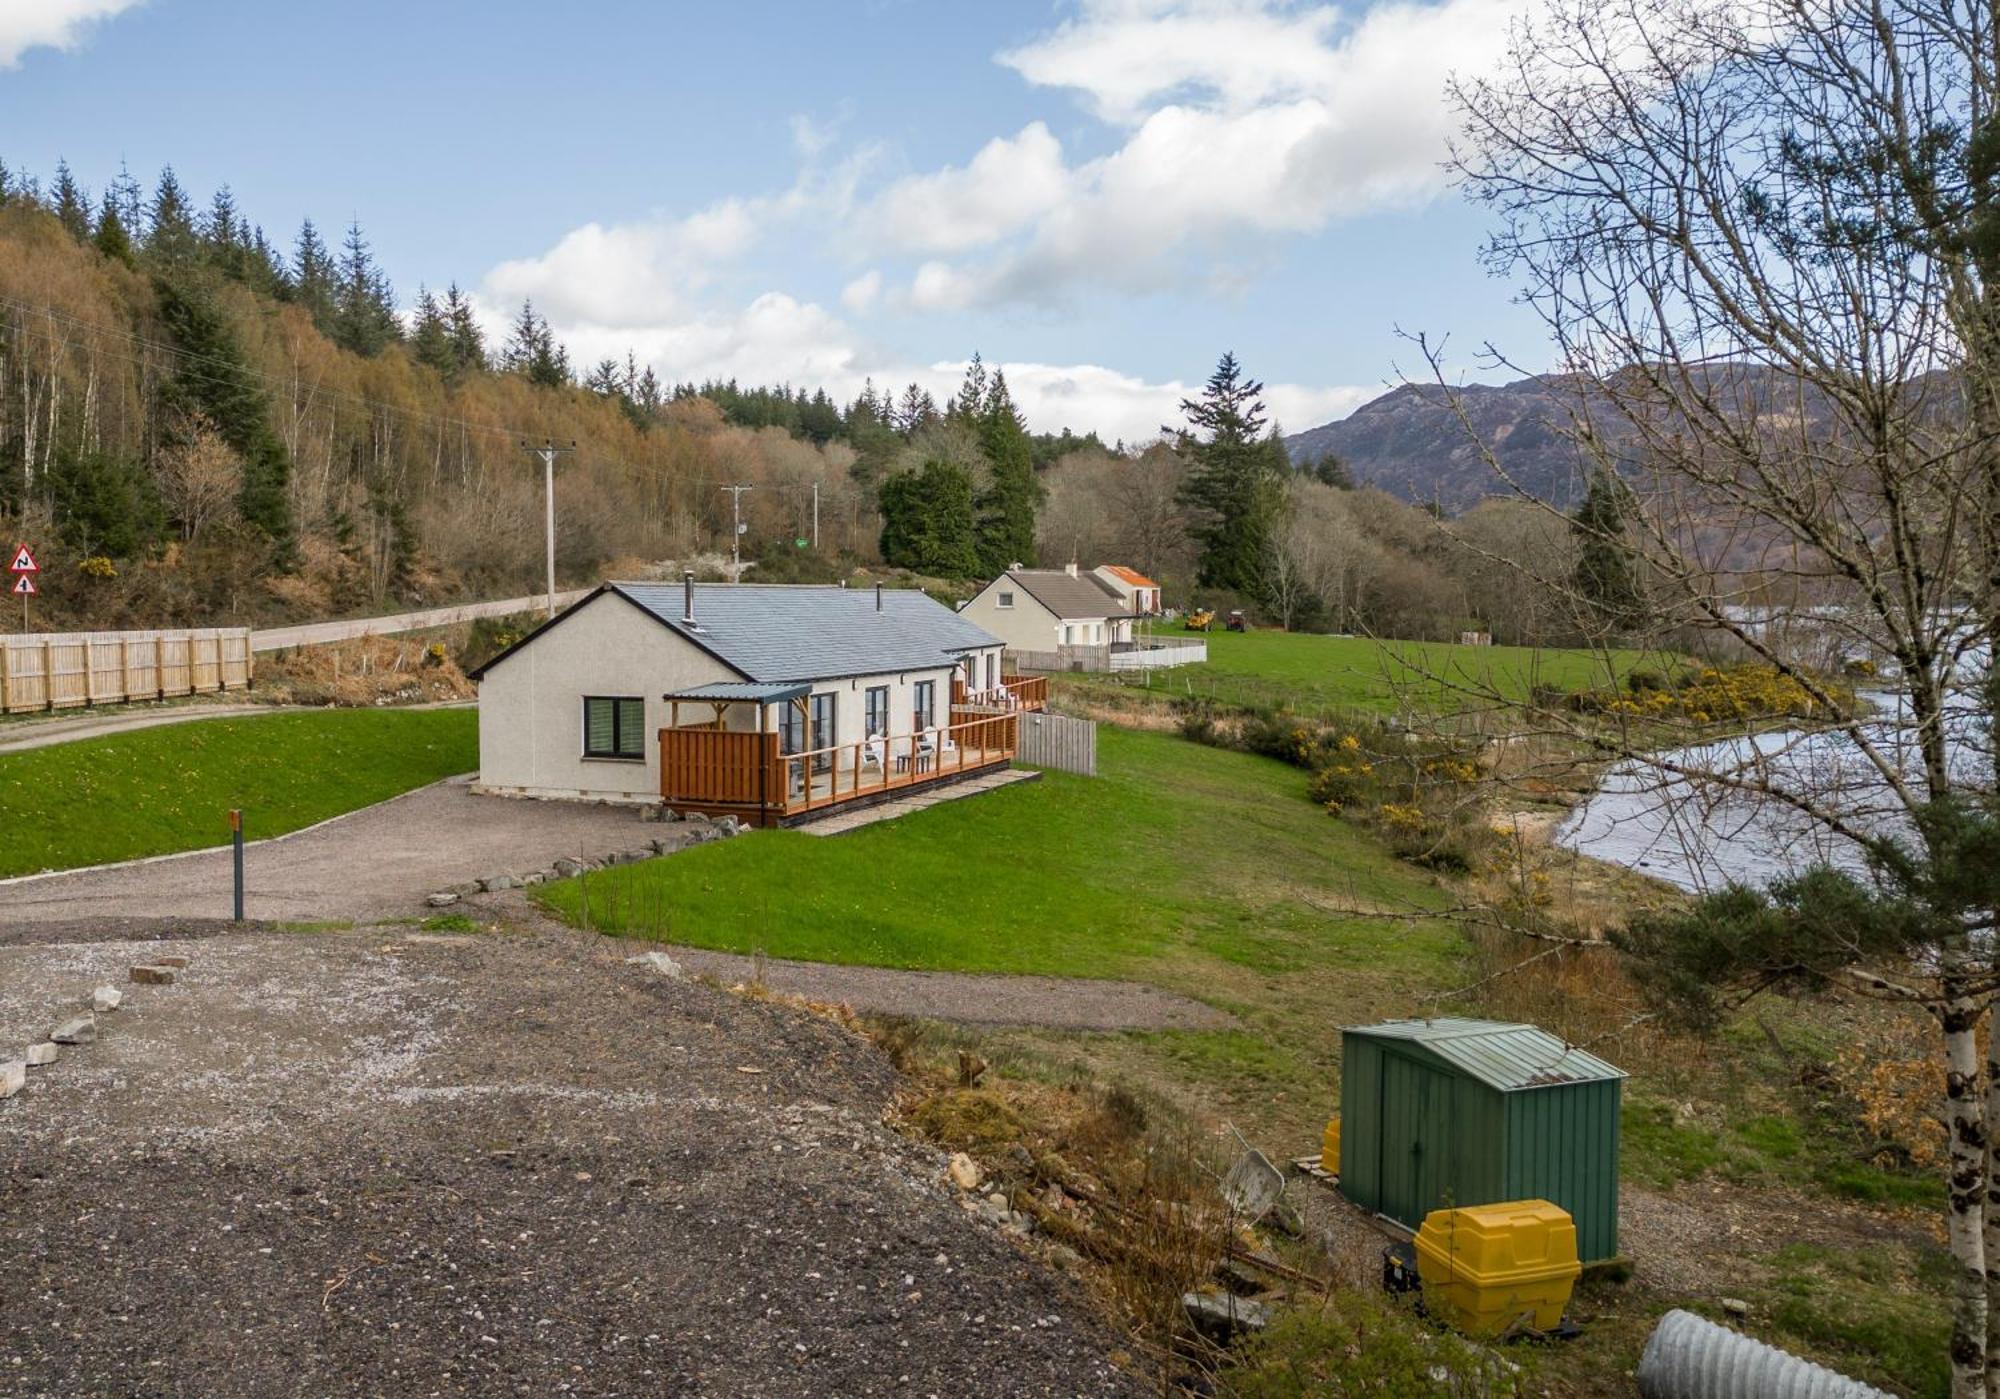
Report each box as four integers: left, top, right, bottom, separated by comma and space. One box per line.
1284, 376, 1601, 511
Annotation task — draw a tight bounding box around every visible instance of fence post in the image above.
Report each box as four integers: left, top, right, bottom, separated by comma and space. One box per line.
40, 638, 53, 713
229, 809, 245, 922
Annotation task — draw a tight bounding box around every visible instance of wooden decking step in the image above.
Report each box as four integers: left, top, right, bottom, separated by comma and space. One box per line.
798, 769, 1041, 836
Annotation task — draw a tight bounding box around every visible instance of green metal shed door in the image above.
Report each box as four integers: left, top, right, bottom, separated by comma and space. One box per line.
1377, 1051, 1453, 1228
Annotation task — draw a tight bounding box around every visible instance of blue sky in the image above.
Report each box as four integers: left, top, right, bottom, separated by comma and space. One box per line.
0, 0, 1551, 441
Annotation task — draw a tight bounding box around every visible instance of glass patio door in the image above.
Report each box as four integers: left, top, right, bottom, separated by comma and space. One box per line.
809, 692, 836, 774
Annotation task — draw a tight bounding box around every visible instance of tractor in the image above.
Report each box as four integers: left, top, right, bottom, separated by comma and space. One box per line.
1185, 608, 1216, 632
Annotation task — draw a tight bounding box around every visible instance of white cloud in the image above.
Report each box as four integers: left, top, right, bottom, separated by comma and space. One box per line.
864, 122, 1072, 256
840, 269, 883, 313
882, 0, 1519, 309
0, 0, 144, 68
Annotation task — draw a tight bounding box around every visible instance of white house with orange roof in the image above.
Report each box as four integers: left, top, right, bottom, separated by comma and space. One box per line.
1091, 565, 1162, 616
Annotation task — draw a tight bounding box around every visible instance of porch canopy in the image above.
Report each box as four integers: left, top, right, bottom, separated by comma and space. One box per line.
663, 680, 809, 730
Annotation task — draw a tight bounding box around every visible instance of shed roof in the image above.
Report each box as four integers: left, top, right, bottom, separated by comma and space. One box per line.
618, 582, 998, 682
1004, 569, 1127, 620
1098, 565, 1159, 589
1345, 1018, 1626, 1091
664, 681, 811, 703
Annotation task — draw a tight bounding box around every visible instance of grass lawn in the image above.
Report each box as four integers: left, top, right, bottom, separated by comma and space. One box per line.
0, 707, 476, 876
1060, 625, 1658, 719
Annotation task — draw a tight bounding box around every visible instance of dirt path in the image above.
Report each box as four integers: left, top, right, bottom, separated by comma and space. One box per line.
0, 924, 1136, 1395
499, 893, 1232, 1032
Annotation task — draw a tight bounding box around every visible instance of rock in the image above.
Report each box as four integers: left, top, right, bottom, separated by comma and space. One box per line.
50, 1015, 96, 1045
25, 1042, 57, 1067
91, 984, 124, 1013
640, 805, 663, 823
0, 1061, 22, 1099
647, 838, 670, 854
947, 1153, 984, 1192
151, 954, 191, 970
481, 875, 516, 893
685, 812, 710, 825
1182, 1290, 1272, 1337
1720, 1297, 1750, 1318
628, 848, 653, 863
426, 892, 459, 908
553, 859, 583, 878
518, 872, 545, 887
129, 965, 178, 986
627, 951, 684, 979
660, 808, 679, 822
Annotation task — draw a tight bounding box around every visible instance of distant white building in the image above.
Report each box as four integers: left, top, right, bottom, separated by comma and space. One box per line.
960, 564, 1136, 656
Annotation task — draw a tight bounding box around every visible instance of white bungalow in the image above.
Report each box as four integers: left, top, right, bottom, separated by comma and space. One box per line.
470, 576, 1044, 825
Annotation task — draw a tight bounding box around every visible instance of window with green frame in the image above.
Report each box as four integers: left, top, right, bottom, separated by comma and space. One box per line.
583, 696, 646, 759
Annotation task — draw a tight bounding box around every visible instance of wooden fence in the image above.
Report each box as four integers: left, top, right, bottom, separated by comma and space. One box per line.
1016, 711, 1097, 776
0, 628, 253, 713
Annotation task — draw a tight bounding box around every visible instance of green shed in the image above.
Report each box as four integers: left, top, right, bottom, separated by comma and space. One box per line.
1336, 1018, 1627, 1263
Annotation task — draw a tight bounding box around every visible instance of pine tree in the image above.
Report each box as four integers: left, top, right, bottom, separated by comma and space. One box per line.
879, 461, 980, 576
49, 161, 89, 241
1176, 352, 1288, 601
146, 167, 199, 262
409, 286, 454, 374
204, 185, 240, 252
1569, 466, 1645, 630
584, 357, 625, 397
895, 383, 939, 436
332, 221, 400, 356
502, 299, 570, 388
290, 220, 337, 332
442, 283, 485, 375
0, 156, 12, 206
108, 161, 143, 233
92, 191, 133, 266
152, 276, 297, 565
949, 353, 988, 424
973, 369, 1039, 572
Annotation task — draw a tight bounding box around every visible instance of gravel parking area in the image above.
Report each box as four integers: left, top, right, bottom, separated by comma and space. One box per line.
0, 925, 1137, 1396
0, 779, 652, 928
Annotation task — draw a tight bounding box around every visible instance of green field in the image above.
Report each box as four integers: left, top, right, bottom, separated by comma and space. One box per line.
1069, 625, 1653, 717
0, 707, 476, 876
539, 725, 1463, 1133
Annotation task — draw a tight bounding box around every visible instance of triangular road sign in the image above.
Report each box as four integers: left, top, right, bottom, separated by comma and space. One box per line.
12, 574, 36, 596
9, 545, 37, 574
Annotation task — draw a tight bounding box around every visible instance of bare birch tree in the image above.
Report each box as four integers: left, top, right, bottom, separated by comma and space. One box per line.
1443, 0, 2000, 1388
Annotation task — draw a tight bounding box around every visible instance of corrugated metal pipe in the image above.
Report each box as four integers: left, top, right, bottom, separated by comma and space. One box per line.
1637, 1309, 1890, 1399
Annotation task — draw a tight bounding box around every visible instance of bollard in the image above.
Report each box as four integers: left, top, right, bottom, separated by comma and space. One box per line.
229, 808, 244, 922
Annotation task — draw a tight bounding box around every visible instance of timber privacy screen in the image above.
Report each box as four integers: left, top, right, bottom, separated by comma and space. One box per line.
1336, 1018, 1627, 1263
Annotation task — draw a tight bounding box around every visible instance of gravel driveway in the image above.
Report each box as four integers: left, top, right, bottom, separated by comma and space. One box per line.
0, 778, 648, 927
0, 925, 1138, 1396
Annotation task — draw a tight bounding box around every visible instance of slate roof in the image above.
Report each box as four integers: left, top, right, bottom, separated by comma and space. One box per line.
1004, 569, 1127, 620
617, 582, 997, 682
1345, 1017, 1626, 1091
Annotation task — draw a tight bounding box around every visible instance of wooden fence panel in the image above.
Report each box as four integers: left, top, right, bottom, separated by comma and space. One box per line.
0, 628, 253, 713
1016, 711, 1097, 776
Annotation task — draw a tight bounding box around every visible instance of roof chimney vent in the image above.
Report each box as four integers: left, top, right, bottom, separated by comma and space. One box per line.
682, 570, 696, 626
875, 582, 884, 612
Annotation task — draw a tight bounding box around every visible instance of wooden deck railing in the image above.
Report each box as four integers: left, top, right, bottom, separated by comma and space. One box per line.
659, 711, 1019, 824
950, 674, 1048, 711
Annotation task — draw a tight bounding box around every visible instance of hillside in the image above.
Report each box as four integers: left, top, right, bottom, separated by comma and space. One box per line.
1283, 376, 1599, 510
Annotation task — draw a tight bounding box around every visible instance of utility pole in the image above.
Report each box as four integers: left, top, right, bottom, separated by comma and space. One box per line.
719, 484, 753, 583
522, 439, 575, 616
812, 479, 820, 551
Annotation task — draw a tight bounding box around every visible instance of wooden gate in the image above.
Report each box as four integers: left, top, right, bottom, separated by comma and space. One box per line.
1016, 711, 1096, 776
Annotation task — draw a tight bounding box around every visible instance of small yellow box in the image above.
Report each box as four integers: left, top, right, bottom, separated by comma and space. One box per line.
1322, 1116, 1341, 1169
1413, 1199, 1581, 1337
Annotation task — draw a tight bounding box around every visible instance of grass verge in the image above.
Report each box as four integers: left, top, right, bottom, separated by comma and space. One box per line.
0, 707, 476, 876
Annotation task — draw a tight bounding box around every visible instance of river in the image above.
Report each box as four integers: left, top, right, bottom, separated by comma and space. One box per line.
1554, 689, 1992, 892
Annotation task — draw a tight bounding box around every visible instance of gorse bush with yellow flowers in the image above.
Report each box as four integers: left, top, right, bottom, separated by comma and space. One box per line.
1561, 664, 1843, 726
1177, 699, 1499, 873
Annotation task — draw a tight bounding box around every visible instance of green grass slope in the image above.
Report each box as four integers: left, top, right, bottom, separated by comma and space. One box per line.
0, 707, 477, 876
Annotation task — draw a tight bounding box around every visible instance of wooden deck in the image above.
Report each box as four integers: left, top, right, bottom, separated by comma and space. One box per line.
659, 710, 1020, 827
952, 674, 1048, 711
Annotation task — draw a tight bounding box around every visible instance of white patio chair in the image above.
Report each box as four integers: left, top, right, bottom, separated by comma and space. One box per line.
862, 736, 885, 775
